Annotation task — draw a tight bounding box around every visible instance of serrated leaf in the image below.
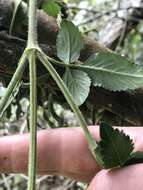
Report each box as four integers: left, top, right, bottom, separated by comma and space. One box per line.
79, 52, 143, 91
57, 20, 83, 64
42, 0, 61, 18
63, 69, 91, 106
124, 151, 143, 166
97, 123, 134, 169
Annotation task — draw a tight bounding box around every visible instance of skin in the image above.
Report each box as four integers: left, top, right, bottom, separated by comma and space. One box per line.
0, 126, 143, 189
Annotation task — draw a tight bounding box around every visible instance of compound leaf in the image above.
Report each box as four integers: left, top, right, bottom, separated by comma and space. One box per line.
63, 69, 91, 106
57, 20, 83, 64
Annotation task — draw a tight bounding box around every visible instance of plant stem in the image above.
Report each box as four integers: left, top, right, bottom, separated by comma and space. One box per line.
27, 0, 38, 189
38, 51, 98, 153
28, 51, 37, 190
27, 0, 38, 48
9, 0, 22, 35
0, 52, 27, 117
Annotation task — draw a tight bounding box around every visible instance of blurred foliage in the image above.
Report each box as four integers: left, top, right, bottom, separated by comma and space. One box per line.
0, 0, 143, 189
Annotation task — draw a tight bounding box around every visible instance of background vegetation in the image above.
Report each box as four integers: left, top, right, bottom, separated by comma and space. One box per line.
0, 0, 143, 189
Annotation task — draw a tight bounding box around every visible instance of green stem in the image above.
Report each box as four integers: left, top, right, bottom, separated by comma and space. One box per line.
27, 0, 38, 48
0, 52, 27, 117
47, 56, 81, 67
28, 51, 37, 190
9, 0, 22, 35
37, 51, 98, 153
27, 0, 38, 189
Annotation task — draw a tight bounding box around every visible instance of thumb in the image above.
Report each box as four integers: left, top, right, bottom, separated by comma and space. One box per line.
87, 164, 143, 190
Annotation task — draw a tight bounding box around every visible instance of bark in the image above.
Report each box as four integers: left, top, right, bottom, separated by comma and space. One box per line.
0, 0, 143, 125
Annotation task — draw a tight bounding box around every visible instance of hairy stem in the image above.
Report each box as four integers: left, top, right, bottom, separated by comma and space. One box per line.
27, 51, 37, 190
37, 51, 99, 157
27, 0, 38, 189
27, 0, 38, 48
0, 52, 27, 118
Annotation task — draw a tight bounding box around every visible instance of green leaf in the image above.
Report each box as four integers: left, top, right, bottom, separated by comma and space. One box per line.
57, 20, 83, 64
42, 0, 61, 18
63, 69, 91, 106
124, 151, 143, 166
80, 52, 143, 91
97, 123, 134, 169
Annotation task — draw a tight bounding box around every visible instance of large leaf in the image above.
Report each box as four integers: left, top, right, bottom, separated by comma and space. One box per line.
97, 123, 134, 169
57, 20, 83, 64
63, 69, 91, 106
42, 0, 61, 18
79, 52, 143, 91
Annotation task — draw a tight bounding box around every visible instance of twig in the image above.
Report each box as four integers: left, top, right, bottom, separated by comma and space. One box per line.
78, 6, 142, 26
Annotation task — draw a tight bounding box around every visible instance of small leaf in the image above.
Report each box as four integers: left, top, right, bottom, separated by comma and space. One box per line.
80, 52, 143, 91
124, 151, 143, 166
63, 69, 91, 106
57, 20, 83, 64
97, 123, 134, 169
42, 0, 61, 18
